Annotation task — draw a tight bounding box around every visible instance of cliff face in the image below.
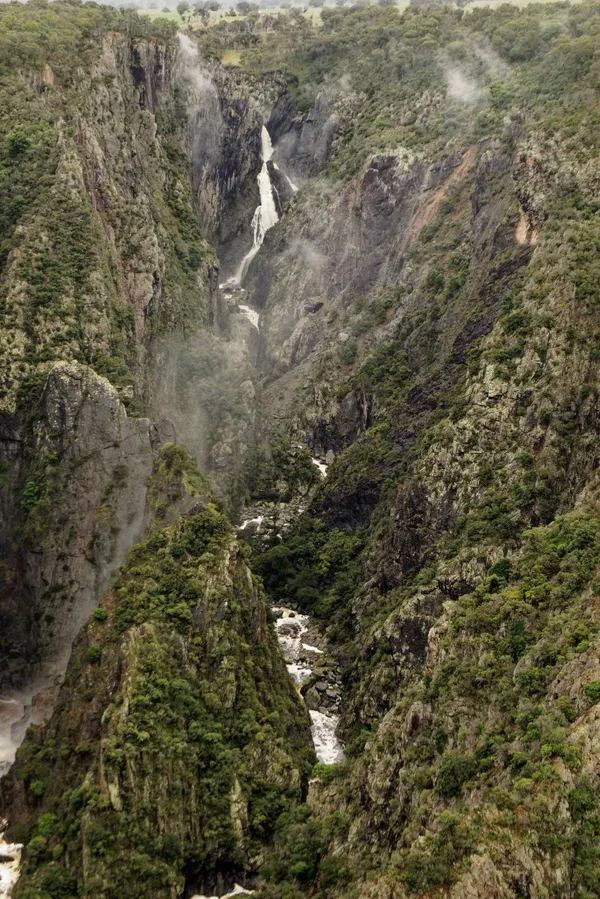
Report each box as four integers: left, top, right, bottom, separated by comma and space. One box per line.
0, 14, 198, 696
228, 5, 600, 897
1, 364, 154, 710
0, 10, 281, 741
2, 2, 600, 898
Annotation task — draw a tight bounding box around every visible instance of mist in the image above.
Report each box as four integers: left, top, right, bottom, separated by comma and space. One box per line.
282, 237, 328, 274
178, 33, 224, 169
444, 66, 483, 105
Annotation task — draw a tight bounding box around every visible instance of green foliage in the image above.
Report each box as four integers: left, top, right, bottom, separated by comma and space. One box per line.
3, 4, 600, 899
403, 813, 475, 893
583, 681, 600, 701
261, 806, 344, 885
145, 444, 213, 532
255, 516, 362, 630
113, 509, 231, 634
202, 1, 600, 183
20, 480, 40, 513
37, 814, 56, 837
435, 752, 475, 798
351, 342, 411, 406
10, 504, 313, 898
312, 763, 345, 785
86, 644, 101, 664
244, 442, 320, 504
29, 780, 47, 801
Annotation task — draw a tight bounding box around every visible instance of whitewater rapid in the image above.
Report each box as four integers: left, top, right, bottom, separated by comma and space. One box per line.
0, 832, 22, 899
273, 608, 344, 765
191, 886, 252, 899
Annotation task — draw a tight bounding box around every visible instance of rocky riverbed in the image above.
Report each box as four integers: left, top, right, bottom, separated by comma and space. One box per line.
272, 607, 344, 765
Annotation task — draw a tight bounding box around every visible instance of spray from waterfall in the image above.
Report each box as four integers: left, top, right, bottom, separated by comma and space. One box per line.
177, 33, 223, 187
227, 127, 280, 287
273, 162, 299, 194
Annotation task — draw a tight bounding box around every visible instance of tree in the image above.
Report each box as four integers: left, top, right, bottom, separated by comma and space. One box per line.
236, 0, 258, 13
192, 3, 210, 22
176, 1, 189, 16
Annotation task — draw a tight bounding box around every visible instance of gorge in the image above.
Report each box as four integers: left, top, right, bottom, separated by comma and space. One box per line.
0, 2, 600, 898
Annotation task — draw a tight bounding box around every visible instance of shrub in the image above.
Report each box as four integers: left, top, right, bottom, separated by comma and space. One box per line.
93, 608, 108, 622
27, 834, 47, 863
312, 762, 345, 785
37, 813, 57, 836
29, 780, 47, 801
87, 644, 101, 664
38, 867, 77, 899
21, 480, 40, 512
435, 752, 475, 798
584, 681, 600, 701
8, 132, 30, 156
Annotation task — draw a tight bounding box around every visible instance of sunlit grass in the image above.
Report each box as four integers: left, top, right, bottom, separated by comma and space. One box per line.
221, 48, 242, 65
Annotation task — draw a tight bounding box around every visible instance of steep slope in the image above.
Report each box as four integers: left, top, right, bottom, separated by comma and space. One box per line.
1, 2, 600, 898
0, 5, 208, 728
233, 4, 600, 897
0, 3, 285, 755
1, 448, 313, 899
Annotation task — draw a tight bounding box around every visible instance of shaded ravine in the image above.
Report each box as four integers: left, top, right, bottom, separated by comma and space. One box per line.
236, 449, 343, 766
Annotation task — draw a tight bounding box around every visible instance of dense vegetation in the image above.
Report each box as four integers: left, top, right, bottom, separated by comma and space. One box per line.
222, 2, 600, 896
1, 0, 600, 897
0, 0, 211, 418
1, 450, 313, 899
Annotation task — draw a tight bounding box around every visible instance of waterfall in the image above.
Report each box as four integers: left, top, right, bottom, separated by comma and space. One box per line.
229, 126, 279, 287
272, 607, 344, 765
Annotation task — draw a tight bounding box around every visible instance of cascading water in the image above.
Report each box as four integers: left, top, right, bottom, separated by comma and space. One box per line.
225, 126, 280, 289
272, 608, 344, 765
0, 831, 22, 899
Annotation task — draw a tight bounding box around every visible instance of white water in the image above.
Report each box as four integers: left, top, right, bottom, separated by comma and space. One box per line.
0, 831, 22, 899
238, 305, 259, 329
273, 609, 312, 685
309, 711, 345, 765
238, 515, 263, 532
273, 608, 344, 764
302, 643, 324, 655
191, 885, 252, 899
312, 458, 328, 478
229, 127, 279, 287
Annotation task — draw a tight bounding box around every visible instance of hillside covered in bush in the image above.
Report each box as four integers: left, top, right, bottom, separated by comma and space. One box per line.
1, 0, 600, 897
